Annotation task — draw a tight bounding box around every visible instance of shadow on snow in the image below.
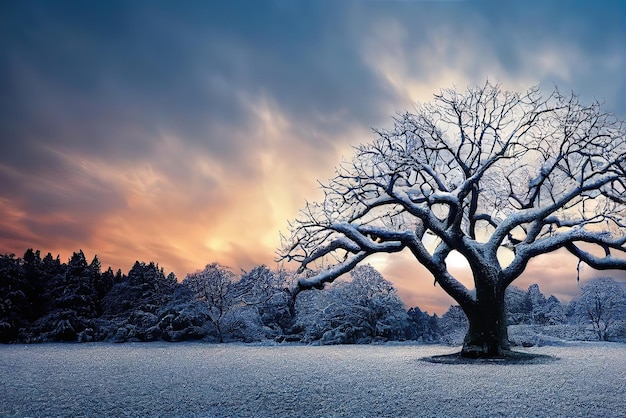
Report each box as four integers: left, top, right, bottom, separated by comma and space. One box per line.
420, 350, 559, 365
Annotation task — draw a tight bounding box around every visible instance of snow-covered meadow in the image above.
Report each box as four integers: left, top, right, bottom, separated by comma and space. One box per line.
1, 342, 625, 417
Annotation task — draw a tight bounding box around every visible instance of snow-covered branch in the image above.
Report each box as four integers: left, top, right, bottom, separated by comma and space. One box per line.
296, 251, 371, 292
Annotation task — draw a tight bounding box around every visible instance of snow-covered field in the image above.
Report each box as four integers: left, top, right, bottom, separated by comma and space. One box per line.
1, 342, 625, 417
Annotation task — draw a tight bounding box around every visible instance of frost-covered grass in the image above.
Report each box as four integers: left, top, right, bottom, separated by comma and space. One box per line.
1, 342, 625, 417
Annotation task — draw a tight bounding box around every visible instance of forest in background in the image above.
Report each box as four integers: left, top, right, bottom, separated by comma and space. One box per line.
1, 248, 625, 345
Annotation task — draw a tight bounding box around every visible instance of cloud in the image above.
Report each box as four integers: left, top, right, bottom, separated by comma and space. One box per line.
1, 1, 625, 313
355, 1, 626, 115
513, 250, 626, 304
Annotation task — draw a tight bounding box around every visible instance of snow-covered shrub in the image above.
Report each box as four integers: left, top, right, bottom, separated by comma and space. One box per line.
293, 265, 408, 344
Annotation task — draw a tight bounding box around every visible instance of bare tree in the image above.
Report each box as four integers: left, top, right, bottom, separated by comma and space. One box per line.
279, 82, 626, 357
182, 263, 235, 342
571, 277, 626, 341
233, 265, 294, 334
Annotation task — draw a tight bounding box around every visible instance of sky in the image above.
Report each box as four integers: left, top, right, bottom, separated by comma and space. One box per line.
1, 0, 625, 314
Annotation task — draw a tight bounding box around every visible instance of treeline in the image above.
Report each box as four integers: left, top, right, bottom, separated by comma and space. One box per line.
1, 249, 625, 345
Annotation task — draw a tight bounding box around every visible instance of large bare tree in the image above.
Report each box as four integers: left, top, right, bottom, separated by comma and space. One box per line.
279, 82, 626, 357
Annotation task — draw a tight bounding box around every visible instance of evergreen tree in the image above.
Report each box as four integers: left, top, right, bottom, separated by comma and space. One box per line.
22, 249, 43, 319
0, 253, 30, 342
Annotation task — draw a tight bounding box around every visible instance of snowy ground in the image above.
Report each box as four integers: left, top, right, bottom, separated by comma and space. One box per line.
1, 342, 625, 417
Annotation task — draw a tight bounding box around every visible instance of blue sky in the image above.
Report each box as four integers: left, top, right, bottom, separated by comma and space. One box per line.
1, 0, 625, 312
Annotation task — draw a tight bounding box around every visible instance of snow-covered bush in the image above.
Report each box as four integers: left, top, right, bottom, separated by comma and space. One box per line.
293, 265, 408, 344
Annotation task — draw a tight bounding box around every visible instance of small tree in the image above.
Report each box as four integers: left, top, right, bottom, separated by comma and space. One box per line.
182, 263, 236, 342
571, 277, 626, 341
233, 265, 293, 334
280, 82, 626, 357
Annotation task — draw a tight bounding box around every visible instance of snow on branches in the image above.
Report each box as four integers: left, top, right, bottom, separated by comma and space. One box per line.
279, 82, 626, 300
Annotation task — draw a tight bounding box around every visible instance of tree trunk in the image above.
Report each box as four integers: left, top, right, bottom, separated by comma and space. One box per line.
461, 283, 510, 358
